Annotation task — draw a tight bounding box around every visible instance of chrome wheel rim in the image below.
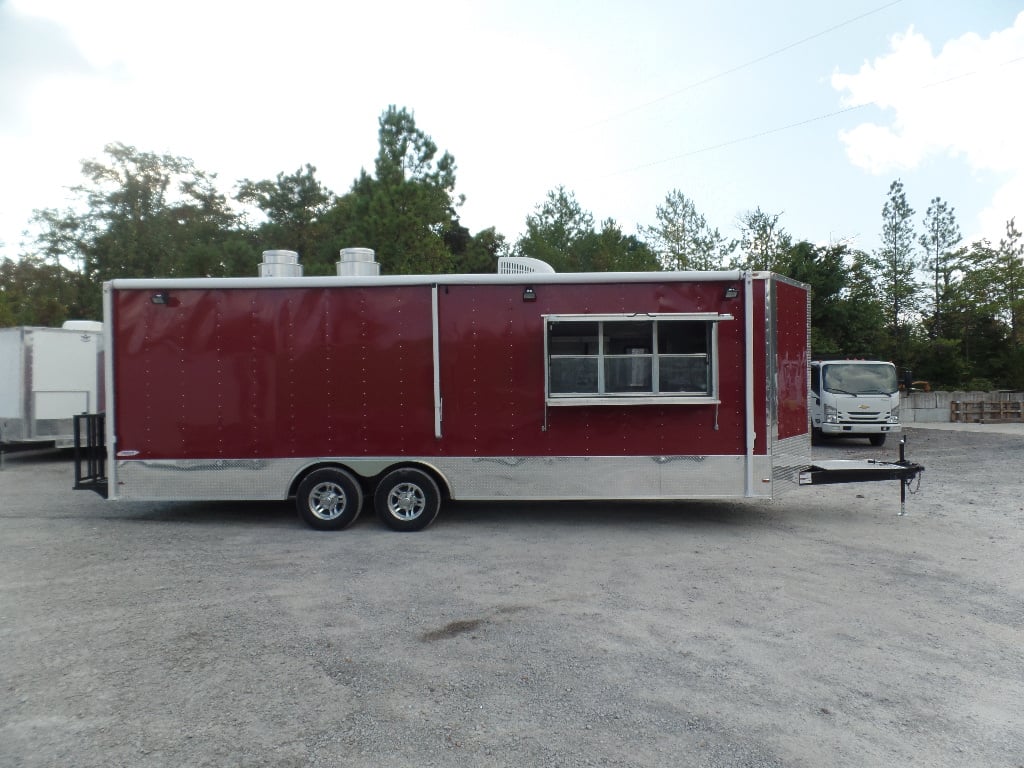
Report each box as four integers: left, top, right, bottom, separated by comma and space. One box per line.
387, 482, 425, 521
308, 481, 348, 521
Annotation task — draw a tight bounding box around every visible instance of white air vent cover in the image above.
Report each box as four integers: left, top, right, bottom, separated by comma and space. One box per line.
497, 256, 555, 275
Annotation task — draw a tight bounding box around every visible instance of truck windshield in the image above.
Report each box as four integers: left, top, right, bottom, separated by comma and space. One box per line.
823, 364, 898, 395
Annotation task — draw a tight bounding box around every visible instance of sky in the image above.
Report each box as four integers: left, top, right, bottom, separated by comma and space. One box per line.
1, 0, 1022, 268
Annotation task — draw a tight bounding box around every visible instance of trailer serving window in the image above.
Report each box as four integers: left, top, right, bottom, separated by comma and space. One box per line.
544, 313, 731, 405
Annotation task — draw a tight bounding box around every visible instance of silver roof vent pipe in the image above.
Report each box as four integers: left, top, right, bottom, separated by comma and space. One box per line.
259, 249, 303, 277
337, 247, 380, 277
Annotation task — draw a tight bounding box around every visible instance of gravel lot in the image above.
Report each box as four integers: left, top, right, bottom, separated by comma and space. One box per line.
1, 426, 1022, 768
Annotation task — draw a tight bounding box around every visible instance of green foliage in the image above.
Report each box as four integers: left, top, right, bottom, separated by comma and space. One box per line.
516, 192, 659, 272
863, 179, 922, 364
0, 254, 93, 325
516, 186, 595, 271
775, 240, 891, 358
779, 241, 855, 356
946, 224, 1024, 388
846, 252, 890, 352
576, 219, 660, 272
30, 142, 257, 315
235, 164, 337, 274
331, 106, 463, 275
918, 196, 962, 336
447, 226, 507, 274
998, 343, 1024, 390
640, 189, 731, 270
962, 378, 996, 391
734, 208, 792, 271
4, 111, 1022, 390
905, 335, 970, 390
994, 219, 1024, 344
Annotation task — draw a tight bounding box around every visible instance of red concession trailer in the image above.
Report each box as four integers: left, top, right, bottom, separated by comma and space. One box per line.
73, 252, 921, 529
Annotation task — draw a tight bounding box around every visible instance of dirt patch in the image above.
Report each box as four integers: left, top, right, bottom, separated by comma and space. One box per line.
421, 618, 486, 642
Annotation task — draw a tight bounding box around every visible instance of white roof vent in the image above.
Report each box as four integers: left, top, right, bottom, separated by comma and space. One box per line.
62, 320, 103, 332
497, 256, 555, 275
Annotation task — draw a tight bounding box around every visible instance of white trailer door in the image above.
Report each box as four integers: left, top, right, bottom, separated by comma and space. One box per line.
28, 329, 100, 436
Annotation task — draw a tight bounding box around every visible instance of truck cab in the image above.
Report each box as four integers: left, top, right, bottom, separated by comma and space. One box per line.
810, 360, 900, 447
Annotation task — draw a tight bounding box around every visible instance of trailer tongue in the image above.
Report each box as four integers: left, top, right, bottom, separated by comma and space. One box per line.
799, 438, 925, 516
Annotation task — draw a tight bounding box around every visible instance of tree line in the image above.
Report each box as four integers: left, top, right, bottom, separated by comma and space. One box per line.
1, 106, 1021, 390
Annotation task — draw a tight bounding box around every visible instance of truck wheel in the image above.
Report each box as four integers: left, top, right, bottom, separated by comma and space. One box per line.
296, 468, 363, 531
811, 427, 823, 446
869, 434, 887, 447
374, 468, 441, 532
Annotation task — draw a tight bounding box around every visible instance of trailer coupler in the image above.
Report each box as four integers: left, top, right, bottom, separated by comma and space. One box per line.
798, 438, 924, 516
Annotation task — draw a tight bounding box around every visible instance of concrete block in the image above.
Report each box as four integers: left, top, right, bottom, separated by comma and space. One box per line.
909, 409, 950, 423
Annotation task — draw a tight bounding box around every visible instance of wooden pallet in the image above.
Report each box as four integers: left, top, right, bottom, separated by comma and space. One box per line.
950, 400, 1024, 423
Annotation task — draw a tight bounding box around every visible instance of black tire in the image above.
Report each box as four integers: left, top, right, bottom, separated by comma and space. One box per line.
869, 434, 887, 447
374, 468, 441, 532
295, 468, 363, 531
811, 427, 824, 446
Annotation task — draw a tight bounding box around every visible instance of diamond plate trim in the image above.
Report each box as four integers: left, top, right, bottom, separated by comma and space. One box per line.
114, 454, 776, 502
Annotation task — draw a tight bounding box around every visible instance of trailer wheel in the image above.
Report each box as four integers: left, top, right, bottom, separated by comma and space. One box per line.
869, 434, 887, 447
296, 468, 363, 531
374, 468, 441, 532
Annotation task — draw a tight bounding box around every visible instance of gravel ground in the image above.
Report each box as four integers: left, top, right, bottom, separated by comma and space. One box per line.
1, 426, 1022, 768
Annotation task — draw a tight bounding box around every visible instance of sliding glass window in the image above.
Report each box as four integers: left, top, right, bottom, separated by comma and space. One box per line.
545, 314, 728, 405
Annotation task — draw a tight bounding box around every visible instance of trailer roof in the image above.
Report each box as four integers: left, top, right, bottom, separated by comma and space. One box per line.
105, 270, 794, 291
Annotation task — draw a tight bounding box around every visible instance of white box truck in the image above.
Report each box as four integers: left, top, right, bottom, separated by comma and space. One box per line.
810, 359, 901, 447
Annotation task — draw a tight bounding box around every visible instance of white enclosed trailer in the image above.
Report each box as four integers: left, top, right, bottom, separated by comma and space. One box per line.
0, 322, 103, 451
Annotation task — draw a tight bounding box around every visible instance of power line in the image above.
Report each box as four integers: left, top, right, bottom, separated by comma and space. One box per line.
604, 53, 1024, 179
588, 0, 906, 128
922, 53, 1024, 90
601, 105, 869, 178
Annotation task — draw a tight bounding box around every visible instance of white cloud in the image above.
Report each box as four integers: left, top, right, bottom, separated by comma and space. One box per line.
835, 122, 924, 174
3, 1, 1020, 261
0, 3, 93, 133
0, 0, 606, 252
980, 174, 1024, 244
832, 13, 1024, 241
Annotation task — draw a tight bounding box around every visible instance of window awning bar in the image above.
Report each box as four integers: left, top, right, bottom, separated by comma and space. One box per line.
544, 313, 733, 323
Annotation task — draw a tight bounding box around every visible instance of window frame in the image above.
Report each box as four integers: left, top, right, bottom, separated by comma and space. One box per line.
543, 312, 732, 406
